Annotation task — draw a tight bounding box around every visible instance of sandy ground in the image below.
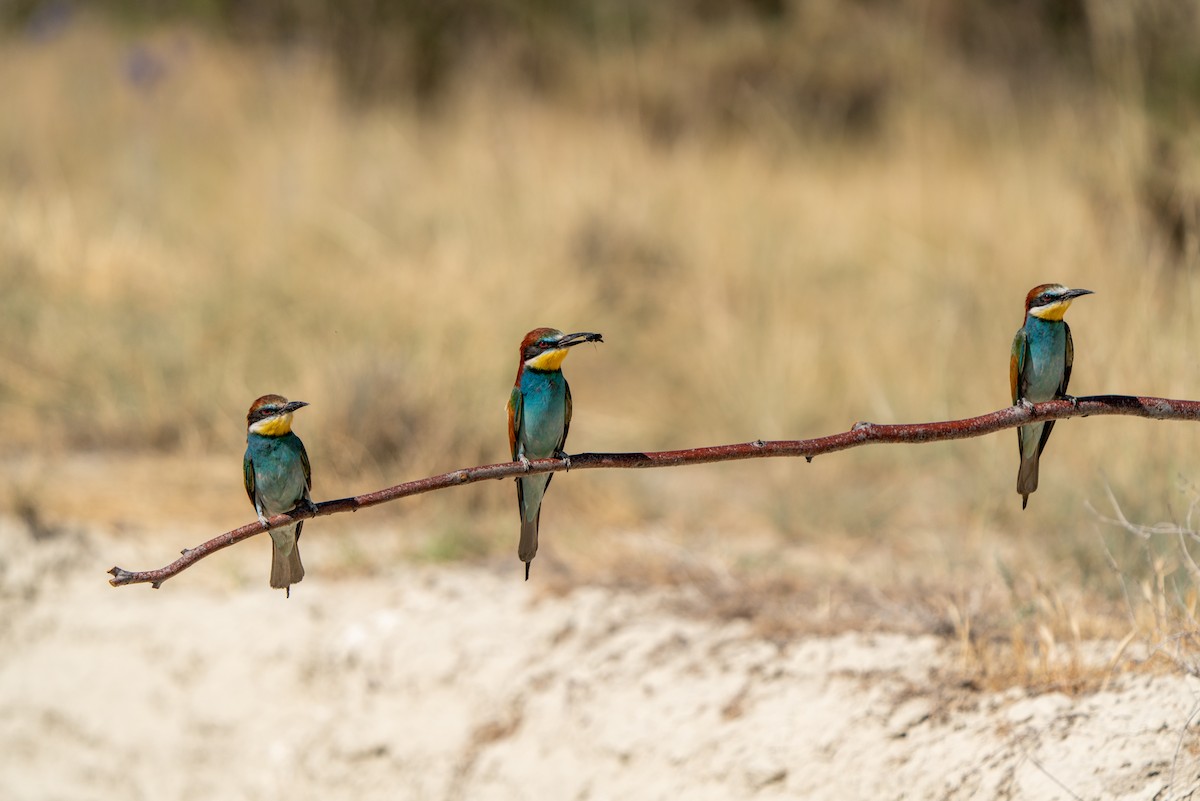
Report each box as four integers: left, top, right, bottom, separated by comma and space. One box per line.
2, 517, 1200, 801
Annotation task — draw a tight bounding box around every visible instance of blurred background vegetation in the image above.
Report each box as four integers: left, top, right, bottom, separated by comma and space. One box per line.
2, 0, 1200, 669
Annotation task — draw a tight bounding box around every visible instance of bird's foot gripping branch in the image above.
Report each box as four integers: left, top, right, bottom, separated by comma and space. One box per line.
107, 395, 1200, 590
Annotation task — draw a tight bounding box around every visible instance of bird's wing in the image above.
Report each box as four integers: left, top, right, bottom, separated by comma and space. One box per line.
243, 449, 257, 506
507, 385, 523, 460
508, 386, 528, 514
299, 437, 313, 495
1010, 327, 1029, 403
1061, 322, 1074, 396
558, 379, 573, 454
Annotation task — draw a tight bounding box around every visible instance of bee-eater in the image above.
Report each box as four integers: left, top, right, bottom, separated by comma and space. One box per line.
244, 394, 314, 596
507, 328, 603, 580
1010, 284, 1094, 509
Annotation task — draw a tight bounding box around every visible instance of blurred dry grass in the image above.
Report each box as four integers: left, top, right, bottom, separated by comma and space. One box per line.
3, 10, 1200, 688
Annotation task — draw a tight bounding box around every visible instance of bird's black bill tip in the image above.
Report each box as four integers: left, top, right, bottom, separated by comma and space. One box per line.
524, 562, 531, 581
559, 331, 604, 348
1066, 288, 1094, 300
283, 400, 310, 414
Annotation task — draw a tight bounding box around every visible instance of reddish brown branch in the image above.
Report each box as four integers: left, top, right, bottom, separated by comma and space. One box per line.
109, 394, 1200, 589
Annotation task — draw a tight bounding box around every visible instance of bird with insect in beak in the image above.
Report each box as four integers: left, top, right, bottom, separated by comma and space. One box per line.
1010, 284, 1094, 509
507, 328, 603, 580
244, 394, 315, 596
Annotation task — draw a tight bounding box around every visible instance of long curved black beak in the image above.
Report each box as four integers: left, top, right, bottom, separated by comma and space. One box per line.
557, 332, 604, 348
1064, 288, 1094, 300
283, 401, 310, 414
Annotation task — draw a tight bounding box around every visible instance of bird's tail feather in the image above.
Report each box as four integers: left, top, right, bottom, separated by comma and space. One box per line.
519, 512, 540, 580
269, 525, 305, 594
1017, 453, 1039, 509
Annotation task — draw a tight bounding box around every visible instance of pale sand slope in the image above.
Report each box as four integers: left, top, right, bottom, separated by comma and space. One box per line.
1, 520, 1199, 801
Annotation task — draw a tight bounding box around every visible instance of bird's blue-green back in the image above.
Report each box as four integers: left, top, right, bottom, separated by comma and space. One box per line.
244, 431, 312, 517
510, 368, 572, 523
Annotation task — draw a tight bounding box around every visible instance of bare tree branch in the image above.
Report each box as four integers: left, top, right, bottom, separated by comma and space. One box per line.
108, 394, 1200, 589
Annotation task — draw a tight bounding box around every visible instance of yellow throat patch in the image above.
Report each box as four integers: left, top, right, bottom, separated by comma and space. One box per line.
249, 413, 294, 437
526, 348, 570, 371
1029, 299, 1072, 321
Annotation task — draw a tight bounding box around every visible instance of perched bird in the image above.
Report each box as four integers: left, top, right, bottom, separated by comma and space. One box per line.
1010, 284, 1094, 509
243, 394, 314, 596
507, 328, 603, 580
